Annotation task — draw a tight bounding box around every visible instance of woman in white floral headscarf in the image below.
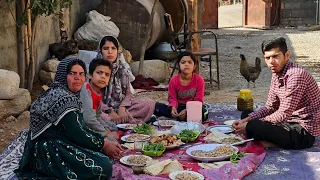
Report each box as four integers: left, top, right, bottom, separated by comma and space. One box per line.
97, 36, 155, 124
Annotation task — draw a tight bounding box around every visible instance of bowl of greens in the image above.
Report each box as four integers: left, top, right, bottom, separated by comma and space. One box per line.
133, 123, 154, 135
177, 129, 201, 142
142, 142, 166, 157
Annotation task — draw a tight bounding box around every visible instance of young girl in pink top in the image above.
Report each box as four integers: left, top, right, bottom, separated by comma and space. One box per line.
154, 51, 208, 121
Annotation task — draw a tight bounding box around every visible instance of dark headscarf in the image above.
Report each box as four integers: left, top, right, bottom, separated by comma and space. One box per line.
29, 57, 87, 140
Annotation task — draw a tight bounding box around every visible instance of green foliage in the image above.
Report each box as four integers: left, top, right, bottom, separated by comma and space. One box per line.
3, 0, 72, 24
30, 0, 72, 17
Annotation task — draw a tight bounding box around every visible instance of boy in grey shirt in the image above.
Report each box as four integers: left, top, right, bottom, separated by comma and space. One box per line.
80, 58, 119, 140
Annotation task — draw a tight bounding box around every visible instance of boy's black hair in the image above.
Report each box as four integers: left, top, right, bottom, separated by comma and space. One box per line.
177, 51, 197, 73
261, 37, 288, 55
89, 58, 111, 75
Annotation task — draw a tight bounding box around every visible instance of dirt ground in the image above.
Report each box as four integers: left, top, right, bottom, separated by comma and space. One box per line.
1, 27, 320, 152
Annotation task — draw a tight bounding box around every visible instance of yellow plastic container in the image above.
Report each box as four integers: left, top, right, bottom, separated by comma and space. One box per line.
237, 89, 253, 111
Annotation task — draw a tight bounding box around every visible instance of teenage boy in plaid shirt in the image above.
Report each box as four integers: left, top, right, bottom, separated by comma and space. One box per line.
233, 37, 320, 149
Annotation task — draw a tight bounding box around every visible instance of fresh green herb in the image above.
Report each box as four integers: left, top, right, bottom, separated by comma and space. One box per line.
178, 130, 198, 141
133, 123, 153, 135
143, 142, 165, 152
230, 153, 247, 163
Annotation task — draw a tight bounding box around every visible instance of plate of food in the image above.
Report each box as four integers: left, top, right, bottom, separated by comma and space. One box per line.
133, 123, 154, 135
177, 130, 201, 143
121, 134, 151, 142
142, 142, 166, 157
207, 125, 233, 134
171, 122, 205, 135
186, 144, 238, 162
223, 120, 236, 126
169, 170, 204, 180
153, 120, 181, 127
150, 134, 185, 150
120, 155, 152, 167
117, 123, 137, 130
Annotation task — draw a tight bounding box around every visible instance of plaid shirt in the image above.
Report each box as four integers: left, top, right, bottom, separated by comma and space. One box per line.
249, 62, 320, 136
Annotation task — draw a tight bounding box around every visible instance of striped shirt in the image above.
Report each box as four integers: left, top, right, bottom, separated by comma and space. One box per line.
249, 62, 320, 136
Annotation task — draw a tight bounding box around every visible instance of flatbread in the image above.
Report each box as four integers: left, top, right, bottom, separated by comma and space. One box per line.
144, 159, 172, 176
160, 160, 184, 174
144, 159, 184, 175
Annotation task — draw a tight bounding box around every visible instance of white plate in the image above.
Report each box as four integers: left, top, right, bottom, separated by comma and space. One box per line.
153, 120, 181, 127
120, 155, 152, 167
171, 122, 206, 135
121, 134, 151, 142
186, 143, 238, 162
207, 125, 233, 134
169, 170, 204, 180
223, 120, 236, 126
117, 123, 137, 130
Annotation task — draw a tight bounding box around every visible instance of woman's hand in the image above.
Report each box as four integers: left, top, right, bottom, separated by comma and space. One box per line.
102, 139, 123, 159
171, 107, 179, 118
178, 109, 187, 121
118, 107, 129, 123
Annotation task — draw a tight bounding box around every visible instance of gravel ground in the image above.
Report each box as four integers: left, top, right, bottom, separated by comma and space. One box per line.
136, 28, 320, 104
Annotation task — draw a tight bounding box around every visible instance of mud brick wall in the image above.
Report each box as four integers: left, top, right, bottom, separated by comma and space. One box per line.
280, 0, 318, 26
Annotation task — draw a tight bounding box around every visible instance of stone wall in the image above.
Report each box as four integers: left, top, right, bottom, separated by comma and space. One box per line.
280, 0, 318, 26
0, 1, 18, 72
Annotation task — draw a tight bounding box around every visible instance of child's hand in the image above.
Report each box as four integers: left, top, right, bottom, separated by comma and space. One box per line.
109, 110, 121, 123
178, 109, 187, 120
118, 107, 129, 123
171, 107, 179, 118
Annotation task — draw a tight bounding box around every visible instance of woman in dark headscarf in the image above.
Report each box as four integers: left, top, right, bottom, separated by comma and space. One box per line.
97, 36, 155, 124
15, 57, 122, 179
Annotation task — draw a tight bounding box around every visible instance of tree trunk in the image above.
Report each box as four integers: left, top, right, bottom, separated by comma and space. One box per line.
187, 0, 200, 73
138, 0, 159, 75
59, 3, 68, 43
16, 0, 26, 88
27, 16, 38, 92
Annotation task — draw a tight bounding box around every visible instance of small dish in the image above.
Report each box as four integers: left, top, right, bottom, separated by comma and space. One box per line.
120, 155, 152, 167
142, 144, 166, 157
169, 170, 204, 180
153, 120, 181, 127
177, 131, 201, 143
116, 123, 137, 130
121, 134, 151, 143
207, 125, 233, 134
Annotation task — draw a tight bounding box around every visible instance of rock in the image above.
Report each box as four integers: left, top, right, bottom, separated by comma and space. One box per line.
39, 70, 55, 85
0, 69, 20, 100
130, 60, 170, 83
0, 88, 31, 120
5, 115, 17, 122
0, 129, 4, 133
43, 58, 60, 72
17, 111, 30, 122
74, 10, 119, 41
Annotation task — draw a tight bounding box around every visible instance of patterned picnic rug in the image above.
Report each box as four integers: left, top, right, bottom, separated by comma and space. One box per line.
1, 102, 319, 180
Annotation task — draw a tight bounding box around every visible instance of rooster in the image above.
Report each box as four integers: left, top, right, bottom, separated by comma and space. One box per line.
240, 54, 261, 88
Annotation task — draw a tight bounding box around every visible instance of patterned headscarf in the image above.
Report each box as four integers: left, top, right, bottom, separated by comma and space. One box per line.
96, 36, 129, 113
29, 57, 87, 140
